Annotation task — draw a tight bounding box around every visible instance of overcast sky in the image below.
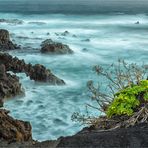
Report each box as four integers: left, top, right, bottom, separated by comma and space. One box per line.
0, 0, 148, 5
0, 0, 148, 14
0, 0, 147, 3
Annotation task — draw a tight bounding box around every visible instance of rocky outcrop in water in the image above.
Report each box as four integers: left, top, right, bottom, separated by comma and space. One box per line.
81, 38, 90, 42
41, 39, 73, 54
0, 29, 20, 51
0, 64, 22, 102
28, 64, 65, 84
0, 109, 32, 142
0, 53, 65, 85
61, 31, 70, 36
0, 19, 23, 25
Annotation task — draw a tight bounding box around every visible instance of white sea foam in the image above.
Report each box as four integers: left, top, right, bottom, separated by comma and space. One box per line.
2, 13, 148, 141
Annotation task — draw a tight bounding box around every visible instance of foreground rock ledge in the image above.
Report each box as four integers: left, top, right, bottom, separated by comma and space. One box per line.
56, 123, 148, 148
0, 53, 65, 85
0, 110, 147, 148
0, 109, 32, 142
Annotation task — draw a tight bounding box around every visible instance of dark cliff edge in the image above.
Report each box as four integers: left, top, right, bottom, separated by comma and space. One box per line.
0, 109, 148, 148
56, 123, 148, 148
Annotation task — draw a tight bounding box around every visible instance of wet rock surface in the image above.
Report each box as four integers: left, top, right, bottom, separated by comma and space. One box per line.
0, 64, 22, 100
41, 39, 73, 54
0, 29, 20, 51
0, 109, 32, 143
28, 64, 65, 85
0, 53, 65, 85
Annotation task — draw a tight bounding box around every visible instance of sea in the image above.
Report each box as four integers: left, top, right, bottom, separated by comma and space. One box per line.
0, 0, 148, 141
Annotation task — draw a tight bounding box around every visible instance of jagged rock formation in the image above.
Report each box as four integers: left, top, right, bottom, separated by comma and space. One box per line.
0, 64, 22, 103
0, 53, 65, 85
28, 64, 65, 84
0, 109, 32, 142
0, 29, 20, 51
41, 39, 73, 54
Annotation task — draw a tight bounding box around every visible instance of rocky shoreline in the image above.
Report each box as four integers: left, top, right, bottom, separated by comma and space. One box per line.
0, 108, 148, 148
0, 29, 148, 148
0, 29, 66, 105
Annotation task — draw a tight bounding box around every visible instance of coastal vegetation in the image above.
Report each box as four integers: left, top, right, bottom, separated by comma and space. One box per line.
72, 60, 148, 129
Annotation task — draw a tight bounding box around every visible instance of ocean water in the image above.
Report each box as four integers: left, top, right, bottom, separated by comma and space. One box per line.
0, 12, 148, 141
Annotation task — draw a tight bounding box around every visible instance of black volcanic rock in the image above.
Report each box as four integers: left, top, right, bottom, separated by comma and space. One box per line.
0, 29, 20, 51
0, 53, 65, 85
41, 39, 73, 54
57, 123, 148, 148
0, 123, 147, 148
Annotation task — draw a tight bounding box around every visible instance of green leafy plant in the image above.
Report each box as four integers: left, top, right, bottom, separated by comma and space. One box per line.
72, 60, 148, 128
107, 80, 148, 117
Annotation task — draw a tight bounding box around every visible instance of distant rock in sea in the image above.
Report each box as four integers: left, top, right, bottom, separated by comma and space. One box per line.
135, 21, 140, 24
40, 39, 73, 54
0, 29, 20, 51
0, 19, 23, 25
72, 34, 77, 38
81, 38, 90, 42
28, 21, 46, 25
82, 48, 88, 52
61, 31, 70, 36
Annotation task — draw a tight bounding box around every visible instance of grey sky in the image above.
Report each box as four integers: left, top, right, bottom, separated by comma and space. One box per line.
0, 0, 148, 14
